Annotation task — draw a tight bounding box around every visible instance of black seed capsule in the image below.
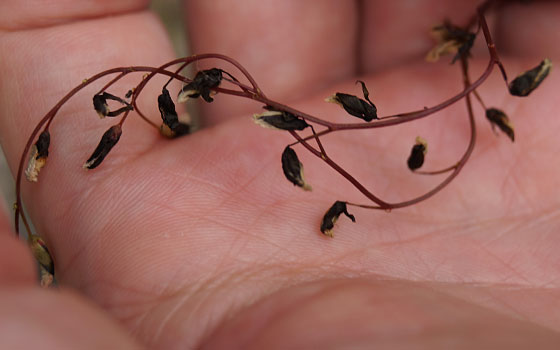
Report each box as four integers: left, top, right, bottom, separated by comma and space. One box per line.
158, 88, 190, 138
509, 59, 552, 97
281, 146, 311, 191
407, 137, 428, 171
320, 201, 356, 237
83, 125, 122, 169
254, 107, 309, 131
326, 81, 377, 121
178, 68, 223, 103
93, 92, 132, 118
486, 108, 514, 142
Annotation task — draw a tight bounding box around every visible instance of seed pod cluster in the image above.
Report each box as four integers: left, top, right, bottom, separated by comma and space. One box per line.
178, 68, 223, 103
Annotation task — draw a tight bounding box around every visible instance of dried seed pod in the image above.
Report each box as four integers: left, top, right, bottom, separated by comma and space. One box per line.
83, 125, 122, 169
509, 58, 552, 97
407, 136, 428, 171
178, 68, 223, 103
254, 107, 309, 131
486, 108, 514, 142
30, 234, 54, 275
25, 130, 50, 182
158, 88, 190, 138
281, 146, 312, 191
320, 201, 356, 237
326, 81, 377, 121
92, 92, 132, 118
426, 22, 475, 63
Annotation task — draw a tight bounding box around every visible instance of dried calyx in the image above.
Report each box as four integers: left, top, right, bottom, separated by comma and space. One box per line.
29, 234, 54, 275
25, 130, 50, 182
486, 108, 514, 142
254, 106, 309, 131
509, 59, 552, 97
426, 22, 475, 63
93, 92, 133, 118
158, 87, 190, 137
320, 201, 356, 237
281, 146, 312, 191
83, 125, 122, 169
407, 136, 428, 171
178, 68, 223, 103
326, 80, 378, 121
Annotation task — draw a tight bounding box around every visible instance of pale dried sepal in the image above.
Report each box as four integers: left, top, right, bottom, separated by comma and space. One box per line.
25, 145, 46, 182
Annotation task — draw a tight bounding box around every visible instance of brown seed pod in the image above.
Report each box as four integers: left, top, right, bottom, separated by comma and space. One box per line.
158, 87, 190, 137
320, 201, 356, 237
486, 108, 514, 142
254, 107, 309, 131
326, 80, 377, 122
83, 125, 122, 169
509, 58, 552, 97
407, 136, 428, 171
426, 22, 475, 63
178, 68, 223, 103
281, 146, 312, 191
25, 130, 50, 182
92, 92, 132, 118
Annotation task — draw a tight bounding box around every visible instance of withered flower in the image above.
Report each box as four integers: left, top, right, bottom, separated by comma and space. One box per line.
178, 68, 223, 103
158, 87, 190, 137
326, 80, 377, 122
25, 130, 50, 182
320, 201, 356, 237
281, 146, 312, 191
486, 108, 514, 142
254, 106, 309, 131
83, 125, 122, 169
93, 92, 132, 118
407, 136, 428, 171
30, 234, 54, 275
426, 22, 475, 63
509, 58, 552, 97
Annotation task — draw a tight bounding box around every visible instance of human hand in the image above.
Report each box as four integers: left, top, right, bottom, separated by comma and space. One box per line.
1, 0, 560, 348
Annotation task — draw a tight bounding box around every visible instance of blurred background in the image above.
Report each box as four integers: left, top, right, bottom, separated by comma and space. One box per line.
0, 0, 188, 226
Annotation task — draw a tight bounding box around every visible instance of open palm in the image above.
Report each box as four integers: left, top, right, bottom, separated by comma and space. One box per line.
1, 1, 559, 349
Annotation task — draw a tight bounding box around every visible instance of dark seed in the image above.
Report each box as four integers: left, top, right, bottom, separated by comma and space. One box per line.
254, 107, 309, 131
281, 146, 311, 191
83, 125, 122, 169
320, 201, 356, 237
158, 87, 190, 137
178, 68, 223, 103
509, 59, 552, 97
486, 108, 514, 142
326, 81, 377, 121
407, 137, 428, 171
93, 92, 132, 118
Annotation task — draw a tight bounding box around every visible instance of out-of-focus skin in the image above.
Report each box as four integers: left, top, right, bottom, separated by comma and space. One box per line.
0, 0, 559, 348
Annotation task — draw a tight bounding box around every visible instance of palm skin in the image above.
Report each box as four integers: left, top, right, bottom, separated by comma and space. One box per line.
0, 0, 559, 349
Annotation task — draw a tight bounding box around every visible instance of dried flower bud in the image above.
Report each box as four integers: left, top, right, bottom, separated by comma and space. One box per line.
326, 81, 377, 121
83, 125, 122, 169
178, 68, 223, 103
254, 107, 309, 131
426, 22, 475, 63
25, 130, 50, 182
509, 58, 552, 97
30, 234, 54, 275
158, 88, 190, 138
281, 146, 312, 191
486, 108, 514, 142
407, 136, 428, 171
320, 201, 356, 237
93, 92, 132, 118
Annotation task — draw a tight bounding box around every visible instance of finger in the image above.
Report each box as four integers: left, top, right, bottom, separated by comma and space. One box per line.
0, 201, 36, 286
204, 279, 560, 349
183, 0, 359, 125
0, 288, 140, 349
360, 0, 485, 73
495, 1, 560, 59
